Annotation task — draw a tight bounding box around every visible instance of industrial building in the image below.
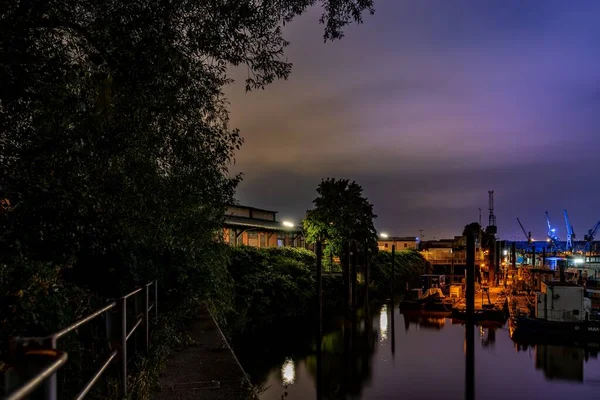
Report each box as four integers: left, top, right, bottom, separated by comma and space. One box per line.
223, 204, 304, 248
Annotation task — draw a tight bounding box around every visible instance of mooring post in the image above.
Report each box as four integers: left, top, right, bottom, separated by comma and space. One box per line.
351, 240, 358, 310
466, 230, 475, 317
465, 316, 475, 400
391, 301, 396, 356
364, 241, 370, 308
542, 247, 546, 269
391, 244, 396, 300
316, 240, 323, 333
511, 242, 516, 270
315, 240, 323, 400
343, 241, 351, 314
532, 245, 536, 268
329, 249, 334, 274
465, 228, 476, 400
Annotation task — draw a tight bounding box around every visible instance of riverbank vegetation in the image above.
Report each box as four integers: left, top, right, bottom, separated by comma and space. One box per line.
1, 1, 378, 398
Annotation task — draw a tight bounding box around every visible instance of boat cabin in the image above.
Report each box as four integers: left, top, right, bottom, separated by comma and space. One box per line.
535, 282, 592, 322
420, 274, 446, 292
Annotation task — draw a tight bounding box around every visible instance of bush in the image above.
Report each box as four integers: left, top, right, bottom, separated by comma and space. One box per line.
369, 250, 431, 295
226, 246, 316, 334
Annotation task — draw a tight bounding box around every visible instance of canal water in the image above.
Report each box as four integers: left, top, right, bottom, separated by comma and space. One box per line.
236, 303, 600, 400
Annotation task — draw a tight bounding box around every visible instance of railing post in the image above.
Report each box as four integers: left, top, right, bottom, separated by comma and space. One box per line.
134, 292, 141, 355
145, 285, 150, 353
45, 337, 58, 400
154, 281, 158, 324
121, 297, 128, 396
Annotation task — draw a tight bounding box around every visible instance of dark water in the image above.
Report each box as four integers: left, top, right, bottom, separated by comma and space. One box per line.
236, 303, 600, 400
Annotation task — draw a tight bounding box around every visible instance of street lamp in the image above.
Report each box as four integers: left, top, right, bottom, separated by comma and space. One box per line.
282, 220, 306, 248
379, 233, 389, 239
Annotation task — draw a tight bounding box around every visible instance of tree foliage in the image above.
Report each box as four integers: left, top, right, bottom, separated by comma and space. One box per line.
226, 246, 317, 334
1, 0, 375, 293
0, 0, 375, 390
369, 249, 431, 294
303, 178, 378, 257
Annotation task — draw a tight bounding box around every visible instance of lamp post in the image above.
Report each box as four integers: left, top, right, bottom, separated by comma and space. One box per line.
379, 232, 393, 248
282, 220, 306, 249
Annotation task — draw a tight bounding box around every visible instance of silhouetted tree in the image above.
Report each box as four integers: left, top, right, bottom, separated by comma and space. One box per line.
303, 178, 378, 259
0, 1, 376, 387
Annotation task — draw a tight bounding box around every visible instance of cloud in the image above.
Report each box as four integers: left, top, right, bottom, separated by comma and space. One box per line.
226, 0, 600, 240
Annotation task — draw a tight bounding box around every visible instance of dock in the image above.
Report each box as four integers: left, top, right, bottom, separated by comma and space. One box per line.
453, 286, 508, 312
157, 306, 256, 400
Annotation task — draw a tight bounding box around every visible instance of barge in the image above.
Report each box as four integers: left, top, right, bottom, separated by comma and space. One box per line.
400, 288, 453, 316
510, 281, 600, 342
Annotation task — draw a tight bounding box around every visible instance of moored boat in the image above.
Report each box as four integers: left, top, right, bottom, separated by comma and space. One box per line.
509, 281, 600, 342
400, 287, 454, 316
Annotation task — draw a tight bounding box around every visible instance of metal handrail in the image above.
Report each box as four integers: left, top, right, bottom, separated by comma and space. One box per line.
55, 302, 118, 340
3, 351, 68, 400
2, 281, 158, 400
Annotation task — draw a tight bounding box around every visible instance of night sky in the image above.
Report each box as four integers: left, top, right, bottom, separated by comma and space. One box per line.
225, 0, 600, 241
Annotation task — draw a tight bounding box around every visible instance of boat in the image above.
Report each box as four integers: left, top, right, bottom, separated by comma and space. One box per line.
510, 281, 600, 342
400, 288, 454, 316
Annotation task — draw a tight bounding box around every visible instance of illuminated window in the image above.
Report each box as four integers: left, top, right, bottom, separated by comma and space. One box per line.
248, 231, 258, 247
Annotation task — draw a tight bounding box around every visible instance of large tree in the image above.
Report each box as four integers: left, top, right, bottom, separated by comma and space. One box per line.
0, 1, 375, 293
304, 178, 378, 257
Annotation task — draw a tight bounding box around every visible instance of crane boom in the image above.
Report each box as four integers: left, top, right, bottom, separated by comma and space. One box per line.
517, 218, 531, 243
546, 211, 559, 250
584, 220, 600, 251
563, 209, 575, 252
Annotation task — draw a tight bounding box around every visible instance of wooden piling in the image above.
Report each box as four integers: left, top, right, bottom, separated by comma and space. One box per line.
391, 244, 396, 300
466, 230, 475, 315
315, 240, 323, 400
351, 240, 358, 310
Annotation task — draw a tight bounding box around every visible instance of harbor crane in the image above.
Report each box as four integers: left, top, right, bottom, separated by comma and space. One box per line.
563, 209, 575, 252
546, 211, 559, 251
584, 220, 600, 252
517, 218, 532, 243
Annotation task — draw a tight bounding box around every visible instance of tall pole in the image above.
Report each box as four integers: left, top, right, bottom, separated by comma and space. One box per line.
466, 230, 475, 316
465, 313, 475, 400
511, 242, 516, 270
364, 241, 370, 308
351, 240, 358, 310
391, 244, 396, 301
542, 247, 546, 269
465, 227, 476, 400
315, 240, 323, 400
329, 249, 333, 274
343, 241, 351, 315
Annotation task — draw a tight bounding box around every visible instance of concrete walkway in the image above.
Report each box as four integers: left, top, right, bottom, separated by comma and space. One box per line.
156, 306, 256, 400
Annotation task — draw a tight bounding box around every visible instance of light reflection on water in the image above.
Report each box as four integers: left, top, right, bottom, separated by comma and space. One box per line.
281, 358, 295, 385
379, 304, 388, 342
239, 303, 600, 400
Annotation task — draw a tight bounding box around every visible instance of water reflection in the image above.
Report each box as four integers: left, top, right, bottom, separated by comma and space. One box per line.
281, 358, 296, 385
379, 304, 388, 342
401, 311, 446, 331
237, 304, 600, 400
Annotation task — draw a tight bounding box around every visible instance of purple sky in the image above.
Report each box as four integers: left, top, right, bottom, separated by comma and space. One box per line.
225, 0, 600, 240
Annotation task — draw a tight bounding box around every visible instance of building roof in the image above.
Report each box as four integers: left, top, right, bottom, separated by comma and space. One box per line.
379, 236, 418, 241
226, 204, 278, 214
224, 216, 300, 232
